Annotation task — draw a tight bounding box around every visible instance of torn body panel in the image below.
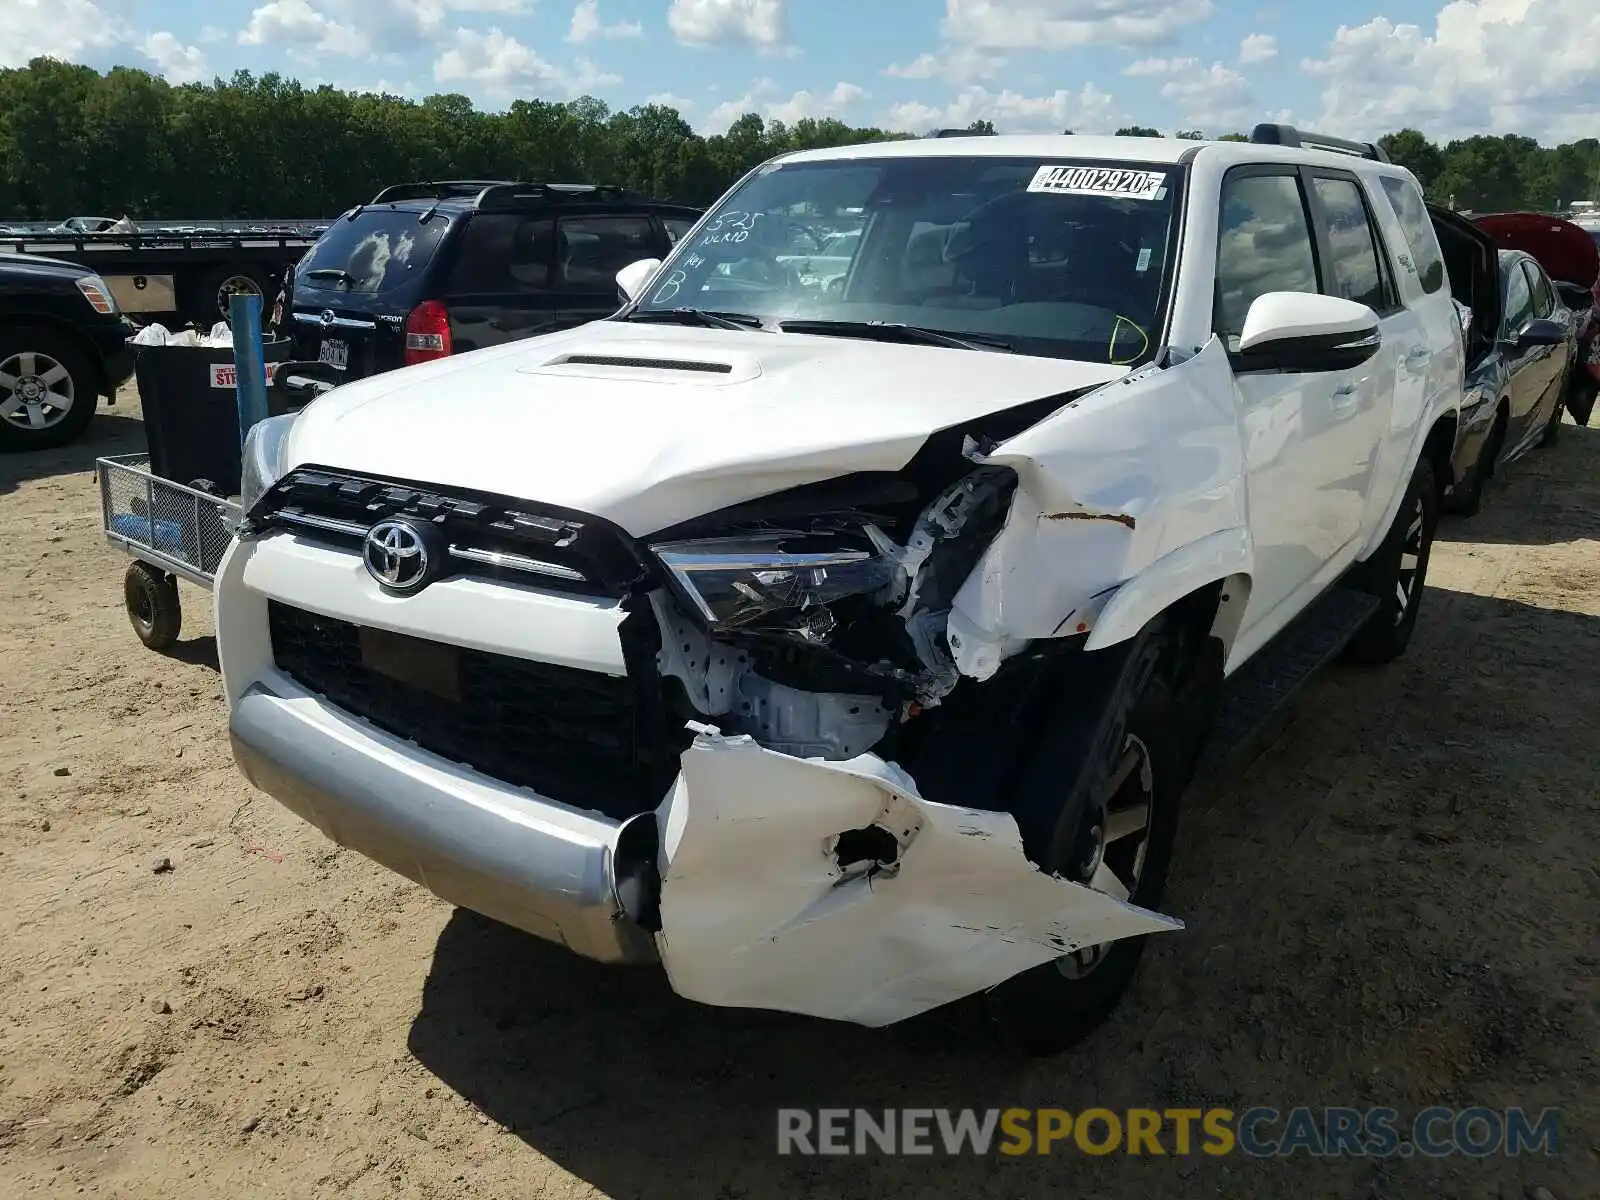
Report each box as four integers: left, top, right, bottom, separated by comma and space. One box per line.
949, 338, 1249, 677
653, 728, 1182, 1027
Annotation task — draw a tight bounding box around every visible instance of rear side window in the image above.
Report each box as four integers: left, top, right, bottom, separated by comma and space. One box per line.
1525, 262, 1555, 317
296, 210, 450, 295
1310, 177, 1391, 312
1378, 176, 1446, 295
557, 215, 657, 289
1215, 172, 1320, 347
445, 215, 554, 294
1503, 258, 1533, 334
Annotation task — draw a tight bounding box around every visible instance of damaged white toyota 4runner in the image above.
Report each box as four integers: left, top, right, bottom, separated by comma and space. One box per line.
217, 128, 1466, 1054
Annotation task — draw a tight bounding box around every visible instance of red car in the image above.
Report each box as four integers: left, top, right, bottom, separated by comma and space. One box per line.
1474, 211, 1600, 428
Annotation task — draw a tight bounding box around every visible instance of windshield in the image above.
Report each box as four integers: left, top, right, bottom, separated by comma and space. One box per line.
632, 155, 1184, 364
295, 208, 451, 297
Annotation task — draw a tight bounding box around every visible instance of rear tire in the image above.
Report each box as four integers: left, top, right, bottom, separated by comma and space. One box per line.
193, 264, 271, 326
125, 562, 182, 651
983, 616, 1199, 1056
0, 326, 99, 451
1343, 456, 1438, 665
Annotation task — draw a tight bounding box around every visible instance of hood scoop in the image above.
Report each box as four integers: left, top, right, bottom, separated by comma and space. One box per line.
522, 339, 762, 386
561, 353, 733, 374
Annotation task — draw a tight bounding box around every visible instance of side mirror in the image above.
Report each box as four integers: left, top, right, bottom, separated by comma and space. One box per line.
616, 258, 662, 306
1233, 292, 1381, 373
1511, 317, 1567, 348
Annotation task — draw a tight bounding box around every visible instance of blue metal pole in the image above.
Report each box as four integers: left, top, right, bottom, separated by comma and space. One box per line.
229, 292, 268, 446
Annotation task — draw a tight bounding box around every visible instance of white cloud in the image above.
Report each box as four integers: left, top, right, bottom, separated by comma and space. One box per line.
239, 0, 367, 56
1120, 55, 1254, 131
199, 25, 228, 44
1303, 0, 1600, 142
568, 0, 642, 41
139, 32, 209, 85
646, 91, 697, 112
883, 46, 1005, 85
668, 0, 788, 49
941, 0, 1214, 52
886, 82, 1119, 135
240, 0, 533, 57
433, 27, 622, 98
765, 80, 870, 124
1238, 32, 1277, 63
1, 0, 128, 66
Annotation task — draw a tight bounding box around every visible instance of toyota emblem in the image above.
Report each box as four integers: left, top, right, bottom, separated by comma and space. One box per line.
363, 520, 431, 592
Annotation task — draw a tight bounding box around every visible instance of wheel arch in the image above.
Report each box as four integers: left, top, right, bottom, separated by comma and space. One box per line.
1082, 526, 1253, 659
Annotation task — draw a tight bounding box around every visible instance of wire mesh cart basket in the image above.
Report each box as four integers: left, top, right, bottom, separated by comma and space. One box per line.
97, 453, 241, 650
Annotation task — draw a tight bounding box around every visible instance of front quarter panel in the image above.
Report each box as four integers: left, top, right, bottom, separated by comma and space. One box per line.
947, 337, 1248, 676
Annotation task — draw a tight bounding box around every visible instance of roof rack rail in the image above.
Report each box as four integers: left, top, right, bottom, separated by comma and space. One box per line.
1249, 123, 1389, 163
369, 180, 520, 205
474, 182, 642, 210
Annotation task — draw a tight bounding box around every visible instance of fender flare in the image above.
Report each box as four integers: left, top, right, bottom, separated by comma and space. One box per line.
1084, 526, 1253, 652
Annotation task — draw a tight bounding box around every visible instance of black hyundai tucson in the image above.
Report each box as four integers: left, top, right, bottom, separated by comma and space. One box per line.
276, 180, 703, 382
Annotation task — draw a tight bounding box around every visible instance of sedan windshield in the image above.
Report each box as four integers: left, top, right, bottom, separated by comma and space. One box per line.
631, 155, 1184, 365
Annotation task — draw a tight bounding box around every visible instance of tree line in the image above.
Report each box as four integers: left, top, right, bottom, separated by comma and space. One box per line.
1, 57, 1596, 220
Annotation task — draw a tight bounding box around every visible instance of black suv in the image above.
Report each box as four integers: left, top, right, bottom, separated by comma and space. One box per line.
1, 252, 136, 450
276, 181, 703, 381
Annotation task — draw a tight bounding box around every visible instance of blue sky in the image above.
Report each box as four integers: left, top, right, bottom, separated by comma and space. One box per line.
7, 1, 1599, 143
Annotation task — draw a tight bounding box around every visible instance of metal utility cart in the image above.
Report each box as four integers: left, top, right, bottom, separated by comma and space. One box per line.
99, 457, 241, 648
97, 293, 337, 650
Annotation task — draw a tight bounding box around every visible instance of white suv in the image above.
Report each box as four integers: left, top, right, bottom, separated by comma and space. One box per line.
217, 127, 1465, 1054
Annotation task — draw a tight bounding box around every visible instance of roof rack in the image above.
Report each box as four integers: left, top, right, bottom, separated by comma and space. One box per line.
1249, 123, 1390, 163
474, 182, 644, 211
368, 180, 519, 204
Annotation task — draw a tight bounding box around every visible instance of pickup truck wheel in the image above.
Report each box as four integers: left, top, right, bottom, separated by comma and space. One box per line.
983, 618, 1188, 1057
1343, 456, 1438, 665
0, 328, 98, 451
195, 265, 270, 325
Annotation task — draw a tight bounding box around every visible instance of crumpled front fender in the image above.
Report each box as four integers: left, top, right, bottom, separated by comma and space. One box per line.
653, 728, 1182, 1027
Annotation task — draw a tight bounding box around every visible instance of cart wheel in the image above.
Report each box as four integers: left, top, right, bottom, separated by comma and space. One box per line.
124, 562, 182, 650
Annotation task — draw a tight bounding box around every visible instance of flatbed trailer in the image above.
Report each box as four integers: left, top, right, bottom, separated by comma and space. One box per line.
1, 231, 318, 326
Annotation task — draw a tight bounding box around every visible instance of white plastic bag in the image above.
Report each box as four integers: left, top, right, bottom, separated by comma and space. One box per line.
130, 323, 171, 346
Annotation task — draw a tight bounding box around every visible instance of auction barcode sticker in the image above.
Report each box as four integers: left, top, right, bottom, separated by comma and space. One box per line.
1028, 165, 1167, 200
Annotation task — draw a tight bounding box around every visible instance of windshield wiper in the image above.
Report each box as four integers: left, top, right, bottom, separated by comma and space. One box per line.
304, 268, 356, 285
624, 307, 764, 331
777, 319, 1014, 353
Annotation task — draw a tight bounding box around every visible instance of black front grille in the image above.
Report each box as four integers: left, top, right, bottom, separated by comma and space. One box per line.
269, 602, 662, 818
243, 467, 653, 598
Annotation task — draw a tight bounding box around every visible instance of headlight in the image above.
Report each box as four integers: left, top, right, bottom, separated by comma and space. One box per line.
239, 413, 297, 512
75, 275, 118, 315
651, 532, 896, 639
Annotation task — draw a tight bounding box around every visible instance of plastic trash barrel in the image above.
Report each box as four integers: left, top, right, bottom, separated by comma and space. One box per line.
131, 336, 290, 495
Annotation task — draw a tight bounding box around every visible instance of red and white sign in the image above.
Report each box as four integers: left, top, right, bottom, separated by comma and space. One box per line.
211, 362, 285, 389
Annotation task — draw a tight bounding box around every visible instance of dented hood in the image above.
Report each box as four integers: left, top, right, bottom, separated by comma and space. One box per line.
282, 321, 1128, 535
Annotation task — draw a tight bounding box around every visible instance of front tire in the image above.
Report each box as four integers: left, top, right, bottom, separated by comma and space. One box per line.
0, 327, 98, 451
984, 616, 1199, 1056
1343, 456, 1438, 665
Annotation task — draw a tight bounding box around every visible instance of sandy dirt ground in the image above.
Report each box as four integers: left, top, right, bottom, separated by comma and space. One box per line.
1, 385, 1597, 1199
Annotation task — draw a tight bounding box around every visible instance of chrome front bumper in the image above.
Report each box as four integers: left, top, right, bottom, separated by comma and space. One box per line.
230, 679, 657, 964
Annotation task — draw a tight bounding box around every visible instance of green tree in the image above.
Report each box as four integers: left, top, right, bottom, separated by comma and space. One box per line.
1116, 125, 1163, 137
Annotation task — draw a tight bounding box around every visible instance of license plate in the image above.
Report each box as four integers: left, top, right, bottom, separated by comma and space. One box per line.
358, 626, 461, 701
318, 338, 348, 370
